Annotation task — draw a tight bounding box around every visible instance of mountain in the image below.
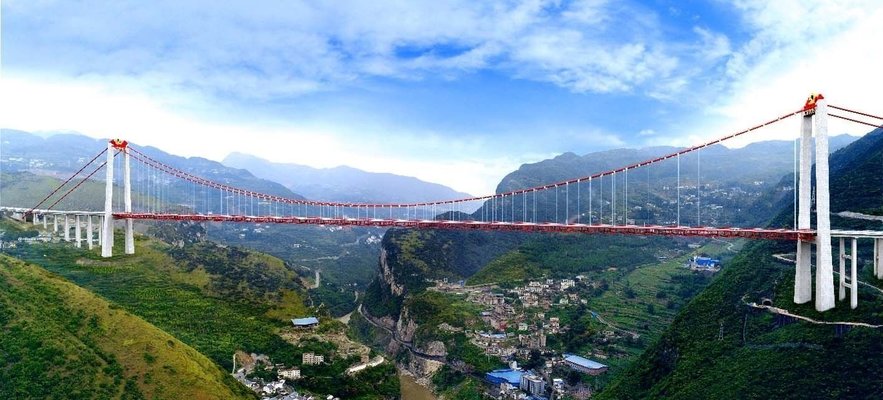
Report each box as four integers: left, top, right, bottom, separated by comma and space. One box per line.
223, 152, 472, 203
486, 135, 857, 226
0, 129, 304, 207
599, 128, 883, 399
1, 216, 400, 399
355, 133, 861, 395
0, 253, 255, 399
1, 129, 381, 313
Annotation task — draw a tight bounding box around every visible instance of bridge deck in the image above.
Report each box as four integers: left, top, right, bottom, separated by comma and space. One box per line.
114, 212, 815, 241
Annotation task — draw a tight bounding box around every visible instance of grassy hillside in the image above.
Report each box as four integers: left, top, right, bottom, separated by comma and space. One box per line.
4, 229, 309, 371
0, 254, 254, 400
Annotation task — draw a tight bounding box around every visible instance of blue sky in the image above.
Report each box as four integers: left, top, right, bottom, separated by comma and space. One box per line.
2, 0, 881, 195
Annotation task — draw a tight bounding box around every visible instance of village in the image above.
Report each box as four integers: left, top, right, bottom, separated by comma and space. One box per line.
428, 255, 719, 400
230, 316, 387, 400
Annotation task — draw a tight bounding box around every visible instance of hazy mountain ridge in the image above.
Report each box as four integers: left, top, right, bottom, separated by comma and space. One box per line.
223, 152, 472, 203
0, 129, 303, 202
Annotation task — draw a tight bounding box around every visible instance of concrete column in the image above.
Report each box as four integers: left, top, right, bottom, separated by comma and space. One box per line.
794, 114, 814, 304
102, 141, 115, 258
42, 213, 47, 229
64, 215, 71, 242
814, 98, 835, 312
876, 238, 883, 279
124, 148, 134, 255
851, 238, 858, 309
53, 215, 58, 232
75, 215, 82, 248
87, 215, 94, 250
839, 238, 846, 301
98, 217, 104, 247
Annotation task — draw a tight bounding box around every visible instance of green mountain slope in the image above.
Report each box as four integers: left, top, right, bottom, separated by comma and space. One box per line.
0, 254, 254, 400
4, 227, 309, 372
599, 128, 883, 399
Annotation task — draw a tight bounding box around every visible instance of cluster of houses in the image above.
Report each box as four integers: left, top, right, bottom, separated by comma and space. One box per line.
485, 355, 608, 399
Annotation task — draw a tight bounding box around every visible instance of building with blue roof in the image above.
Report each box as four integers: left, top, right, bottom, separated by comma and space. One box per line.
485, 369, 524, 386
690, 256, 721, 270
563, 354, 608, 375
291, 317, 319, 328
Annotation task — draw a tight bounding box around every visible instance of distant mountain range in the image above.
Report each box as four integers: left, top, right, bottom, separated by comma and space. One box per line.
0, 129, 301, 202
222, 152, 472, 203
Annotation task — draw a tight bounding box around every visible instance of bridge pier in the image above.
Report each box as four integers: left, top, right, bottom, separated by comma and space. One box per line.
876, 238, 883, 279
64, 215, 71, 242
53, 214, 58, 233
838, 238, 859, 309
98, 216, 104, 248
75, 215, 82, 248
42, 213, 47, 229
87, 215, 94, 250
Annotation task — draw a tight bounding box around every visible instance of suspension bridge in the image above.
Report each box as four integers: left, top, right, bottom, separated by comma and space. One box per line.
4, 94, 883, 313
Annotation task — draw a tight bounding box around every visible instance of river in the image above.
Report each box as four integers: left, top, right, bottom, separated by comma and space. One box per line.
399, 371, 437, 400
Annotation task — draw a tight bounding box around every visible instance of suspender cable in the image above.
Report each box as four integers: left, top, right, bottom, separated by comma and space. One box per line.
612, 172, 616, 226
677, 153, 681, 226
697, 148, 701, 226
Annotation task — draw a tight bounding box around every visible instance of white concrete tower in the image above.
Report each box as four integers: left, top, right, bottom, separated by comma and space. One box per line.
102, 141, 115, 257
813, 96, 835, 312
64, 215, 71, 242
124, 144, 134, 254
794, 112, 814, 304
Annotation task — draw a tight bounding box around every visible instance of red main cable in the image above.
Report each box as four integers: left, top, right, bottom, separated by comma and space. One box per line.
830, 114, 883, 130
28, 148, 108, 214
44, 153, 115, 211
829, 105, 883, 121
127, 108, 803, 210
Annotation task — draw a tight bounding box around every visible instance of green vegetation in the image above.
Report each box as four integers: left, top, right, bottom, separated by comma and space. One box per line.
0, 254, 254, 399
599, 127, 883, 399
6, 237, 304, 370
468, 234, 673, 285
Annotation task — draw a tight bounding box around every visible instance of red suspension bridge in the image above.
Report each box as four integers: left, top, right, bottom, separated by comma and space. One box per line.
5, 95, 883, 312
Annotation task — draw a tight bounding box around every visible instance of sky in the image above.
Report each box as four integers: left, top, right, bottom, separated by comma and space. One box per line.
1, 0, 882, 196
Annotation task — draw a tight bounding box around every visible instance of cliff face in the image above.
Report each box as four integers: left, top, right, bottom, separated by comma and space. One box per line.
379, 247, 405, 297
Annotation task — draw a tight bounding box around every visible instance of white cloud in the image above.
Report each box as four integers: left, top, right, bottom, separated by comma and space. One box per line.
647, 1, 883, 148
1, 0, 731, 99
0, 74, 544, 195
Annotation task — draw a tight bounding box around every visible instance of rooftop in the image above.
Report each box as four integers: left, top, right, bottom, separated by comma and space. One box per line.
564, 354, 608, 370
486, 369, 524, 385
291, 317, 319, 326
